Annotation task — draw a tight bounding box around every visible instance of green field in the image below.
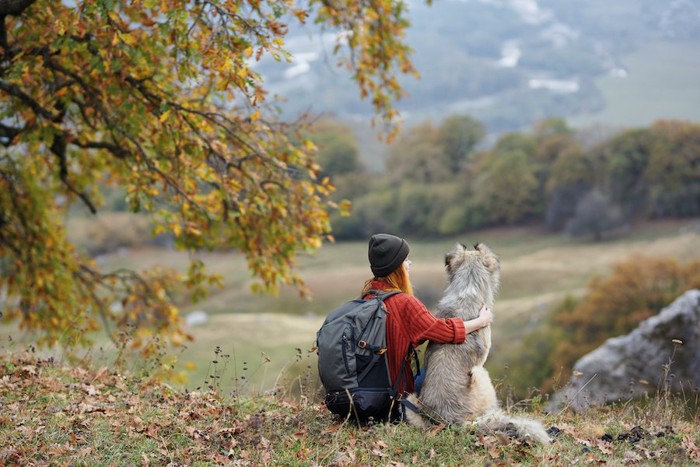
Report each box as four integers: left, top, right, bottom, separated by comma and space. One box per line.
3, 220, 700, 395
572, 41, 700, 129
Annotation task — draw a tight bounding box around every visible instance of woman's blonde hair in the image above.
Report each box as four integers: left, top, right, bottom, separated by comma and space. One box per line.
361, 262, 414, 296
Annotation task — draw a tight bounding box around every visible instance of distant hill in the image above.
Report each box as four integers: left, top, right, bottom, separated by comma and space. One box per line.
255, 0, 700, 134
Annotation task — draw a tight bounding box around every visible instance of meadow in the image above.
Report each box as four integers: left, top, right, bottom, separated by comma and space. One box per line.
571, 41, 700, 129
7, 219, 697, 397
2, 336, 699, 465
2, 219, 700, 465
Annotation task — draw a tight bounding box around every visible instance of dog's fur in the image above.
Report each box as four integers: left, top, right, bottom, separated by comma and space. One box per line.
405, 243, 550, 444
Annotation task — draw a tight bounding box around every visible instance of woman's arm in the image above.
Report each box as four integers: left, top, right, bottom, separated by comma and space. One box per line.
392, 294, 467, 345
463, 305, 493, 334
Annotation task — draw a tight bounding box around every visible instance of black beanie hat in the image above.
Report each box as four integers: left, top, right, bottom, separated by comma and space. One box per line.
368, 233, 410, 277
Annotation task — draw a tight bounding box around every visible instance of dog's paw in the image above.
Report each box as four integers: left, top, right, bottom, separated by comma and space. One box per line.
403, 394, 428, 428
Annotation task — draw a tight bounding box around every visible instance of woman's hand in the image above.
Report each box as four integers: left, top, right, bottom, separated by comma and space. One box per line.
477, 304, 494, 328
463, 305, 493, 334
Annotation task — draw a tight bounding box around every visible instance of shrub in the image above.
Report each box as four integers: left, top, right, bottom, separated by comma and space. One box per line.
545, 255, 700, 386
564, 189, 623, 241
507, 256, 700, 397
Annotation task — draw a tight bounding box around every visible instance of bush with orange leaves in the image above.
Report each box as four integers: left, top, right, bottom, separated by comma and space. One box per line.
509, 255, 700, 396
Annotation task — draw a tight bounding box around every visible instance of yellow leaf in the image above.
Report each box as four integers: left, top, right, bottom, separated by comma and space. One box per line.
250, 109, 261, 121
160, 109, 172, 123
118, 32, 137, 46
303, 139, 317, 152
236, 67, 248, 79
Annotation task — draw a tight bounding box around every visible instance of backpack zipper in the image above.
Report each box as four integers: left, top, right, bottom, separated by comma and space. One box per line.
341, 333, 351, 373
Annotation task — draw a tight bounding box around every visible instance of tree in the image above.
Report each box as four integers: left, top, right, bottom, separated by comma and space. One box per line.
596, 128, 654, 220
491, 132, 536, 159
308, 119, 362, 179
543, 145, 593, 231
531, 117, 571, 143
646, 120, 700, 218
385, 121, 453, 184
528, 118, 579, 230
0, 0, 417, 353
437, 114, 485, 172
472, 149, 540, 225
564, 189, 622, 241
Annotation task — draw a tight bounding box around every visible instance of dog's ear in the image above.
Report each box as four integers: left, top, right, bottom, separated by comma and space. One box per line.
444, 251, 454, 271
445, 245, 461, 273
478, 243, 499, 273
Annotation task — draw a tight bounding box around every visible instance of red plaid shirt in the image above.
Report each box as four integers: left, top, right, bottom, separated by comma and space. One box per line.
365, 281, 466, 394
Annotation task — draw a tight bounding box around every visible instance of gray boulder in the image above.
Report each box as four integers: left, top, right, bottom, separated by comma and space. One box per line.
548, 289, 700, 412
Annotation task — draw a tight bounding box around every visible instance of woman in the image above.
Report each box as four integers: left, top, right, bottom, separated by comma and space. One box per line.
363, 233, 494, 396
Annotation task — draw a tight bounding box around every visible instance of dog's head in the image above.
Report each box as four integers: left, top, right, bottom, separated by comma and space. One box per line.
444, 242, 500, 295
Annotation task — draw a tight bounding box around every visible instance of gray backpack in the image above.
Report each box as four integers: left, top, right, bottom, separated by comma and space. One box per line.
316, 290, 414, 423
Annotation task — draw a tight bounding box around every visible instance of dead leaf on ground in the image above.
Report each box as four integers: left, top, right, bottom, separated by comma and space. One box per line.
624, 450, 642, 462
429, 423, 445, 436
683, 437, 700, 461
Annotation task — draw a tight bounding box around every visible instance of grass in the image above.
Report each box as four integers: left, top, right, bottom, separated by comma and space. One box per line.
571, 40, 700, 129
1, 352, 698, 465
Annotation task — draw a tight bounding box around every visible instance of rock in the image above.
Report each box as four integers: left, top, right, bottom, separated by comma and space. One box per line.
548, 289, 700, 412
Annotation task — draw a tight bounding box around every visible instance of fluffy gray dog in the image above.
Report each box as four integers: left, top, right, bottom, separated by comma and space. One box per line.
405, 243, 550, 444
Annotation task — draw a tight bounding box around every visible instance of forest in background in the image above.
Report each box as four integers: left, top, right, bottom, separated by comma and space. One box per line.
85, 116, 700, 251
304, 116, 700, 242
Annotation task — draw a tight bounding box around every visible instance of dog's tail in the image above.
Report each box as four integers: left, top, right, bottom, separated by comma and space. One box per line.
475, 409, 551, 444
403, 393, 551, 445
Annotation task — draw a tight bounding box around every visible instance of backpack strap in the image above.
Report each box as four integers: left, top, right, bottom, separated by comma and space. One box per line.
365, 289, 418, 393
390, 345, 418, 395
364, 289, 402, 301
400, 397, 422, 415
354, 291, 401, 384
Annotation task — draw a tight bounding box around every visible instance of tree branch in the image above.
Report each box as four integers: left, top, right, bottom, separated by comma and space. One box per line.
71, 139, 130, 159
50, 132, 98, 214
0, 121, 20, 146
0, 0, 36, 16
0, 1, 37, 60
0, 79, 62, 121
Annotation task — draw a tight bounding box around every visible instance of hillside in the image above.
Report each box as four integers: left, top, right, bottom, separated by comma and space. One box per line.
257, 0, 700, 134
28, 219, 698, 395
1, 353, 698, 465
